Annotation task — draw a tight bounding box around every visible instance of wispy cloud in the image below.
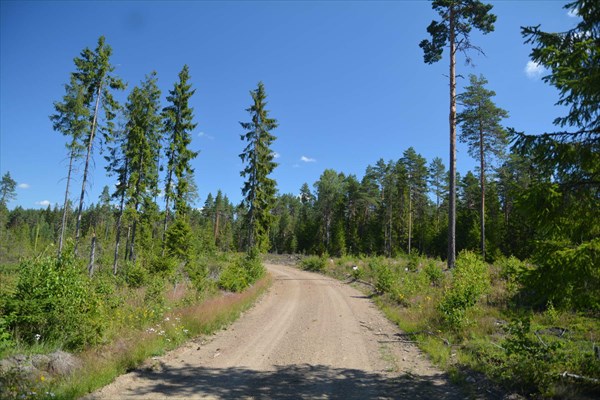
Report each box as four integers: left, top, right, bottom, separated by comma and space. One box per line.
300, 155, 316, 163
18, 183, 30, 189
197, 131, 214, 140
273, 152, 281, 159
525, 60, 545, 79
567, 8, 578, 18
36, 200, 51, 207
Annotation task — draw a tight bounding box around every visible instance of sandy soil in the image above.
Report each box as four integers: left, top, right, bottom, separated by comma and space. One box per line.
86, 263, 465, 399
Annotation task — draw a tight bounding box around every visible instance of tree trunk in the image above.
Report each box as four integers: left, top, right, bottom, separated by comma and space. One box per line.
112, 191, 125, 275
447, 7, 457, 269
479, 128, 486, 259
161, 169, 173, 256
408, 186, 412, 255
58, 144, 77, 256
74, 83, 103, 255
88, 232, 97, 277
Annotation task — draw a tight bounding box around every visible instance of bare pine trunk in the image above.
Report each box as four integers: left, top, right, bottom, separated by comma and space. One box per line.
480, 130, 486, 259
447, 8, 457, 269
112, 192, 125, 274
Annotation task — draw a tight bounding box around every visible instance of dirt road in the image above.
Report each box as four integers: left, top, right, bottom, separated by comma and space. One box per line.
88, 263, 465, 399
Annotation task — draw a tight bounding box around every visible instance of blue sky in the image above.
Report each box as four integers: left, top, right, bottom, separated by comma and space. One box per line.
1, 0, 576, 210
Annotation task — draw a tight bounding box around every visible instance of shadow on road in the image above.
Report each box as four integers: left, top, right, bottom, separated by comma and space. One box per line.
125, 363, 465, 399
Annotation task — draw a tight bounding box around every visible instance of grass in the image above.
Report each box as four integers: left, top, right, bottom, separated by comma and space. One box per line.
49, 274, 271, 399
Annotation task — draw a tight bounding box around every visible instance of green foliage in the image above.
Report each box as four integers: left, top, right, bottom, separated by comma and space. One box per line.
423, 260, 445, 287
525, 238, 600, 311
239, 81, 279, 253
502, 317, 565, 395
0, 315, 13, 352
301, 255, 327, 272
165, 219, 193, 262
371, 259, 394, 294
0, 172, 17, 206
122, 260, 148, 288
218, 254, 265, 293
438, 251, 490, 329
6, 252, 105, 350
148, 256, 178, 277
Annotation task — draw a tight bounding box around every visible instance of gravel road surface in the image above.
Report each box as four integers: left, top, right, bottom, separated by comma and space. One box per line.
87, 263, 465, 399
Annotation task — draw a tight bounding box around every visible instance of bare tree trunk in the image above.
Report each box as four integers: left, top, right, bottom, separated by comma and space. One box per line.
124, 225, 131, 261
479, 129, 486, 259
58, 144, 77, 256
161, 169, 173, 257
408, 186, 413, 255
447, 7, 457, 269
112, 191, 125, 275
88, 232, 97, 277
75, 83, 103, 255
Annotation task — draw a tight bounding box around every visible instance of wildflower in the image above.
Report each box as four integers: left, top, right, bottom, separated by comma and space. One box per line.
34, 333, 41, 342
164, 317, 170, 322
183, 329, 189, 334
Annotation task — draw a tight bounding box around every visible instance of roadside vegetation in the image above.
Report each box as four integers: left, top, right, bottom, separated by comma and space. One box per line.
297, 252, 599, 399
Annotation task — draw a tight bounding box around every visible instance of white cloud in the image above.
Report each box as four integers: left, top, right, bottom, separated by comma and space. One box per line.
567, 8, 578, 18
273, 152, 281, 159
300, 156, 316, 163
18, 183, 30, 189
197, 131, 214, 140
525, 60, 545, 79
36, 200, 51, 207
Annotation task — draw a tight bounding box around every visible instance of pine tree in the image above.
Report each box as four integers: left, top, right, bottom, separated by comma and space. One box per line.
457, 74, 508, 259
239, 82, 279, 254
428, 157, 448, 234
162, 65, 198, 254
401, 148, 429, 254
0, 172, 17, 206
420, 0, 496, 267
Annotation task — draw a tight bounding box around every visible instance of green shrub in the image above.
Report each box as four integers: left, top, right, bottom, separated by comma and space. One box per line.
438, 251, 490, 330
423, 261, 445, 287
148, 256, 178, 277
371, 258, 395, 294
218, 254, 265, 293
301, 255, 327, 272
6, 251, 106, 350
122, 260, 148, 288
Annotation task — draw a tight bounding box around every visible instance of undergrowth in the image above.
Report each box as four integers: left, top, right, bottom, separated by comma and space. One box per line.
306, 251, 600, 399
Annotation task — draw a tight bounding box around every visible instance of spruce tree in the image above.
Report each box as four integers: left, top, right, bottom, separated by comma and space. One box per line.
239, 82, 279, 254
457, 74, 508, 259
123, 72, 162, 262
420, 0, 496, 267
162, 65, 198, 255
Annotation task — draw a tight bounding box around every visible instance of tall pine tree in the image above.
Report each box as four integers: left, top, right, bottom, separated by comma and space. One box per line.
420, 0, 496, 267
457, 74, 508, 259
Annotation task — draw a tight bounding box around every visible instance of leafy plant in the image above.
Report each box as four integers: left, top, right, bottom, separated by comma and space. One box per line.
301, 255, 327, 272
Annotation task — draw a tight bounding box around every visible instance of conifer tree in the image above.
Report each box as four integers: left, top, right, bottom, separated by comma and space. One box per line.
162, 65, 198, 254
123, 72, 162, 261
428, 157, 448, 233
457, 74, 508, 259
420, 0, 496, 267
50, 77, 89, 254
0, 172, 17, 206
70, 36, 125, 253
239, 82, 279, 254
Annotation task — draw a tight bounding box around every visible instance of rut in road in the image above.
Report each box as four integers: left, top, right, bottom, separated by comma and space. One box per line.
88, 263, 466, 399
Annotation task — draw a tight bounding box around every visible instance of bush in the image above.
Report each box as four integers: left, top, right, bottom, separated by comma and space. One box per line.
423, 261, 445, 287
148, 256, 178, 277
371, 258, 395, 294
438, 251, 490, 330
218, 253, 265, 293
301, 255, 327, 272
6, 251, 106, 350
122, 260, 148, 288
